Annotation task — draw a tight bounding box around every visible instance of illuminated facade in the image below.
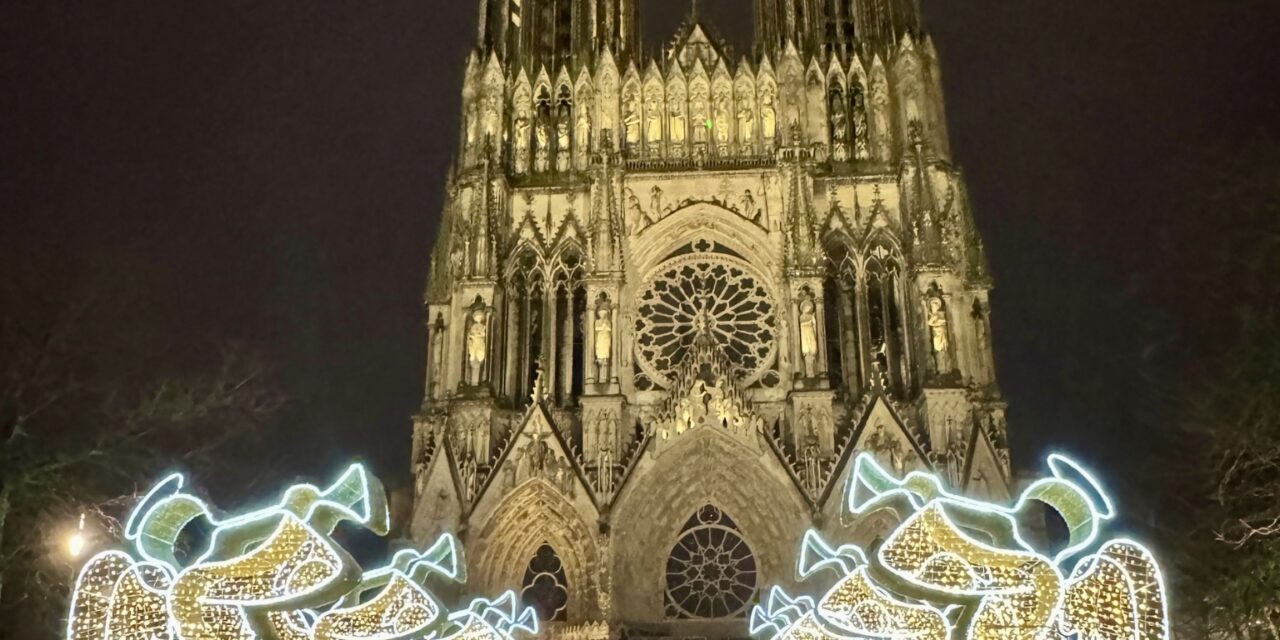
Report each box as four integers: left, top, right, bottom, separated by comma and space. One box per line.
412, 1, 1010, 635
752, 454, 1169, 640
67, 466, 538, 640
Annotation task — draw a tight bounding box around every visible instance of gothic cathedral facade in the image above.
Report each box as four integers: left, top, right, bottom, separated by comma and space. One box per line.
411, 1, 1010, 636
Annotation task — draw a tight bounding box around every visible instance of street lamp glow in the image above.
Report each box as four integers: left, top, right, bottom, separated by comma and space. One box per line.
67, 513, 86, 559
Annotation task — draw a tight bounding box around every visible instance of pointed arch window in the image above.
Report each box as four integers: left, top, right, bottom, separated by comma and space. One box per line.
824, 242, 862, 396
550, 248, 586, 405
664, 505, 758, 619
521, 543, 569, 622
865, 249, 907, 395
505, 249, 545, 403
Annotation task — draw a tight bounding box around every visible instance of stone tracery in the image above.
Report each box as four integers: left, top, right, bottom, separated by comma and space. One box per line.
633, 251, 777, 390
417, 3, 1011, 635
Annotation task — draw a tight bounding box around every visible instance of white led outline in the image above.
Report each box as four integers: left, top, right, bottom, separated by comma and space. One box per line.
751, 453, 1170, 640
72, 465, 548, 640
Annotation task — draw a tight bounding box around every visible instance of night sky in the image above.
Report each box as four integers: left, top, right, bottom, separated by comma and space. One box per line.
3, 1, 1278, 500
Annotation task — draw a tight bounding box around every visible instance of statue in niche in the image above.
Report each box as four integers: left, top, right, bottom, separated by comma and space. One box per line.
623, 101, 641, 148
669, 101, 686, 145
972, 299, 990, 352
943, 416, 965, 488
514, 113, 531, 173
645, 96, 662, 146
925, 291, 953, 375
594, 303, 613, 380
597, 439, 614, 496
576, 109, 591, 159
482, 100, 500, 143
761, 92, 777, 142
870, 77, 891, 159
534, 118, 550, 172
459, 451, 478, 502
428, 318, 445, 399
601, 99, 616, 136
737, 102, 754, 152
690, 89, 708, 143
830, 95, 849, 161
798, 294, 820, 378
555, 119, 571, 171
464, 302, 488, 386
714, 99, 730, 145
851, 83, 869, 159
800, 420, 822, 493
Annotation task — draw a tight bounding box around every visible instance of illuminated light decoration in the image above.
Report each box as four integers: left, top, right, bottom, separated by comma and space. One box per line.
752, 453, 1170, 640
67, 465, 536, 640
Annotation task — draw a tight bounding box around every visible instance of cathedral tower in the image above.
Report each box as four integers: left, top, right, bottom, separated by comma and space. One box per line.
412, 3, 1008, 636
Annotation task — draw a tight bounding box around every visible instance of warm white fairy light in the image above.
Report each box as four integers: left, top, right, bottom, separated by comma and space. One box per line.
753, 452, 1171, 640
66, 464, 535, 640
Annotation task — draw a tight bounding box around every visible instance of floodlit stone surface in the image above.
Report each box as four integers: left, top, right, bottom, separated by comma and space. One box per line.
412, 3, 1009, 635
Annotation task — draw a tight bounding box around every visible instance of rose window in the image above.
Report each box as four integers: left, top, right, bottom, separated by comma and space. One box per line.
634, 253, 777, 389
664, 505, 758, 619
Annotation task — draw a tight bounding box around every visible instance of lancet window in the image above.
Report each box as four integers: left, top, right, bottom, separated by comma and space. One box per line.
865, 248, 908, 396
505, 249, 545, 402
663, 505, 758, 619
824, 243, 861, 395
520, 544, 569, 622
822, 240, 909, 397
550, 248, 586, 405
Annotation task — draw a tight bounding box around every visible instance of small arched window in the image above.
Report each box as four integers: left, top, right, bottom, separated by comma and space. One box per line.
521, 544, 569, 622
664, 505, 758, 619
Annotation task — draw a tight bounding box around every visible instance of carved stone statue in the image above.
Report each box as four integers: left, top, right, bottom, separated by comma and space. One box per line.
798, 296, 819, 378
534, 119, 550, 172
830, 98, 849, 161
973, 300, 990, 351
851, 84, 869, 160
597, 440, 614, 496
428, 321, 445, 399
594, 306, 613, 380
737, 103, 754, 152
669, 102, 686, 144
690, 90, 708, 144
801, 422, 822, 493
645, 98, 662, 147
465, 305, 488, 386
870, 76, 891, 160
555, 119, 571, 171
926, 293, 952, 374
459, 451, 478, 502
514, 113, 531, 173
761, 93, 777, 141
714, 101, 730, 145
740, 189, 756, 221
576, 111, 591, 158
623, 103, 641, 148
649, 185, 663, 218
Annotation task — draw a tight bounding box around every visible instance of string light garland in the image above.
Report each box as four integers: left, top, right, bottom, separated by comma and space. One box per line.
751, 453, 1170, 640
67, 464, 538, 640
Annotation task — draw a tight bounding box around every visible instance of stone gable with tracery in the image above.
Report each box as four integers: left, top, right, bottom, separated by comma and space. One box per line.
411, 2, 1009, 636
